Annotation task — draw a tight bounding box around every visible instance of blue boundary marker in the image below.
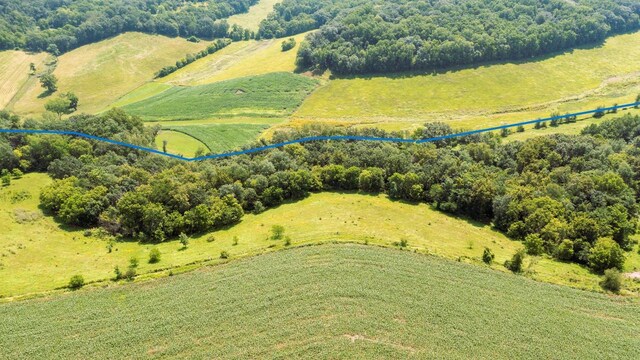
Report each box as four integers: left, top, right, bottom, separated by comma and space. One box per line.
1, 102, 638, 162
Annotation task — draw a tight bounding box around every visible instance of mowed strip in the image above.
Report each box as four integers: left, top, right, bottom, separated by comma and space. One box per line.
0, 51, 48, 109
1, 245, 639, 359
122, 72, 319, 121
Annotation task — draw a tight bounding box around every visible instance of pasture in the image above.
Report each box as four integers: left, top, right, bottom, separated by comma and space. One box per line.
121, 72, 319, 121
163, 123, 270, 153
154, 130, 209, 157
0, 51, 48, 109
293, 32, 640, 132
1, 244, 638, 359
227, 0, 283, 31
2, 174, 638, 298
9, 33, 210, 116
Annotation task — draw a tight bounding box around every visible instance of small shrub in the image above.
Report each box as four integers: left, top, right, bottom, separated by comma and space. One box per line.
394, 238, 409, 248
482, 247, 495, 264
148, 248, 161, 264
554, 239, 574, 261
68, 275, 85, 290
232, 236, 239, 246
124, 266, 137, 281
505, 249, 525, 273
600, 268, 623, 293
1, 175, 10, 186
11, 169, 23, 178
114, 266, 123, 280
516, 125, 525, 133
524, 234, 544, 256
206, 236, 216, 243
271, 225, 285, 240
284, 236, 291, 246
220, 250, 229, 259
281, 38, 296, 52
593, 106, 605, 119
179, 232, 190, 248
129, 256, 139, 268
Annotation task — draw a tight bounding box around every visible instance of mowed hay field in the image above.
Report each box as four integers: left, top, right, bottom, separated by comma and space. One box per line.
2, 244, 639, 359
159, 32, 308, 86
122, 72, 319, 121
154, 130, 209, 157
227, 0, 282, 31
10, 33, 210, 116
294, 32, 640, 132
3, 174, 639, 298
164, 123, 270, 153
0, 51, 48, 109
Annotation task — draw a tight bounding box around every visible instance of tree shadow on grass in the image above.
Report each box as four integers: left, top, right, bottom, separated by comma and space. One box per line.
37, 89, 55, 99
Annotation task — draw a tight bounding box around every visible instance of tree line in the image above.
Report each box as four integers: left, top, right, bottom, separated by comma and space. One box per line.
0, 0, 258, 53
257, 0, 640, 74
1, 110, 639, 274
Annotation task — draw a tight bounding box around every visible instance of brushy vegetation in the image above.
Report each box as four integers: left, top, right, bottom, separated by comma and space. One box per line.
163, 123, 269, 153
1, 245, 639, 359
122, 72, 319, 121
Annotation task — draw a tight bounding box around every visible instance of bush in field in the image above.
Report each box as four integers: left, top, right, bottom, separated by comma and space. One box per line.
281, 38, 296, 52
588, 238, 625, 273
600, 268, 623, 293
148, 248, 161, 264
220, 250, 229, 259
179, 233, 190, 249
505, 249, 525, 273
482, 248, 495, 264
271, 225, 285, 240
524, 234, 544, 256
68, 275, 85, 290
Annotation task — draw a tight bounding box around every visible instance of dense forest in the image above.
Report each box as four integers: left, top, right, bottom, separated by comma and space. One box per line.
0, 0, 258, 53
258, 0, 640, 74
1, 109, 639, 274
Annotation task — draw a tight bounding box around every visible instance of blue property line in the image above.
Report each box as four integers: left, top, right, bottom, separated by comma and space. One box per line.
1, 102, 638, 162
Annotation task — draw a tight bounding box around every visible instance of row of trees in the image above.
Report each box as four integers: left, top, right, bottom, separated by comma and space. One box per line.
155, 39, 232, 78
0, 0, 258, 53
2, 110, 639, 273
258, 0, 640, 74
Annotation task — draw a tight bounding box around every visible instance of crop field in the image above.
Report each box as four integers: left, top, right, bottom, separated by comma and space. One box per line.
160, 32, 308, 86
227, 0, 283, 31
154, 130, 209, 157
293, 32, 640, 133
1, 244, 639, 359
0, 51, 48, 109
121, 72, 319, 121
3, 174, 638, 298
9, 33, 210, 116
163, 123, 270, 153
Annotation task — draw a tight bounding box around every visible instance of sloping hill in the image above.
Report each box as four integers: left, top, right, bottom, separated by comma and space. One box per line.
228, 0, 283, 31
0, 51, 48, 109
9, 33, 210, 116
1, 244, 638, 359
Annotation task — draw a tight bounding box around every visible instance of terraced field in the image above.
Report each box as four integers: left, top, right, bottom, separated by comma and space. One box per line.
2, 245, 638, 359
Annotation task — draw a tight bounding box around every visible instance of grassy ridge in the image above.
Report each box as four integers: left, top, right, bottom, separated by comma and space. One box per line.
1, 244, 638, 359
122, 72, 319, 121
10, 33, 210, 116
164, 123, 269, 153
3, 174, 638, 297
294, 32, 640, 132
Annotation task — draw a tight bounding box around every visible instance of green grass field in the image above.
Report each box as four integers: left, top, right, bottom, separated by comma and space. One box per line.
8, 33, 210, 116
2, 174, 639, 298
154, 130, 209, 157
0, 51, 48, 109
293, 31, 640, 133
1, 244, 638, 359
227, 0, 283, 31
121, 72, 319, 121
159, 32, 309, 86
164, 123, 270, 153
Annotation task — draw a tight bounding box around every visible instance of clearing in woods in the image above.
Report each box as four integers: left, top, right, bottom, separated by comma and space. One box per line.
1, 245, 638, 359
293, 32, 640, 133
227, 0, 283, 31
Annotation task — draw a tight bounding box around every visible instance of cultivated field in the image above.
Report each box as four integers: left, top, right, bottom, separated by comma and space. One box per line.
293, 32, 640, 132
0, 51, 48, 109
1, 244, 638, 359
227, 0, 283, 31
2, 174, 638, 298
154, 130, 209, 157
163, 123, 270, 153
9, 33, 210, 116
122, 72, 319, 121
159, 32, 308, 86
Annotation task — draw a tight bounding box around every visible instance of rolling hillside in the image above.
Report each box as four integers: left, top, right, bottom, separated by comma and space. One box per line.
0, 51, 48, 109
8, 33, 210, 116
293, 32, 640, 132
1, 244, 638, 359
